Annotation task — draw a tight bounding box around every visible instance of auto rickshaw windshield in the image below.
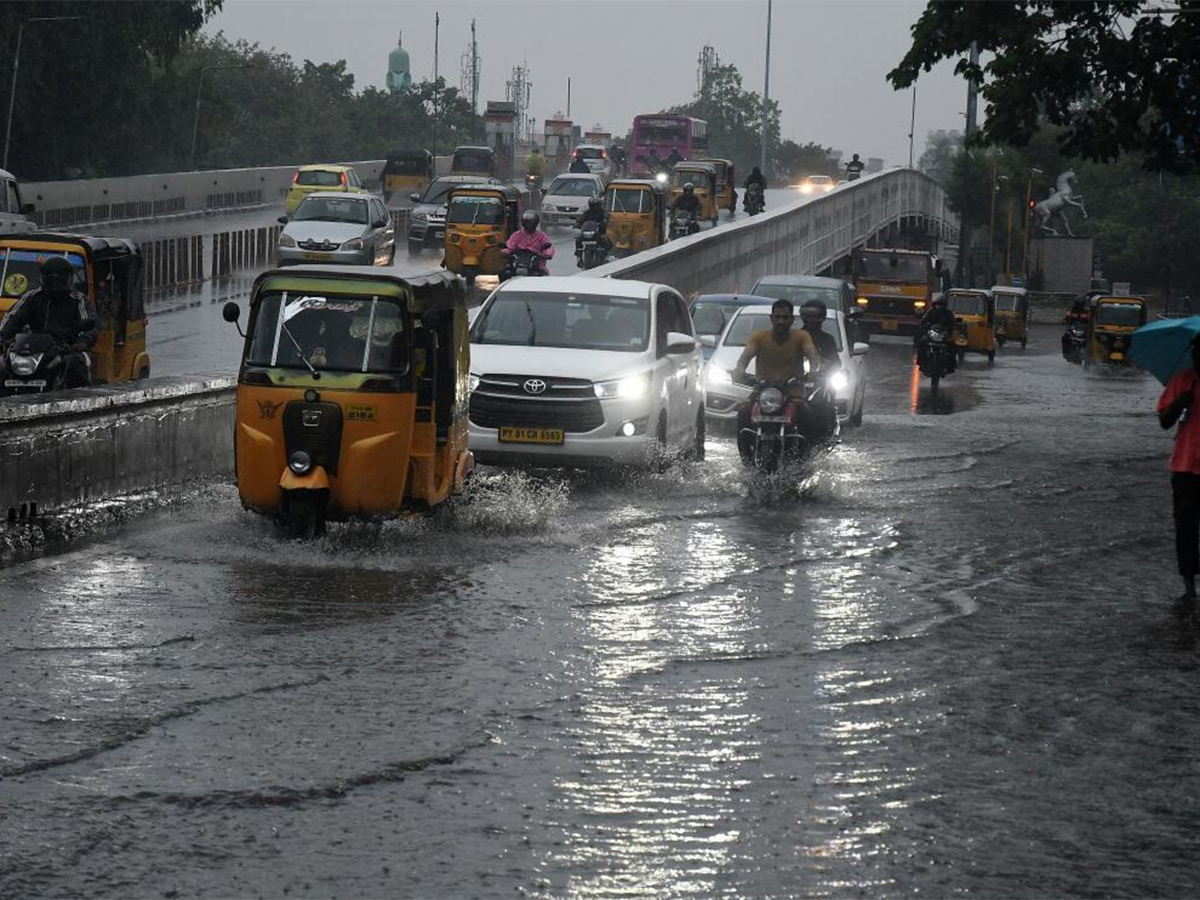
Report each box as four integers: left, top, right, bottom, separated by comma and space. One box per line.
447, 196, 503, 225
384, 155, 429, 176
1094, 303, 1143, 327
246, 292, 408, 373
670, 169, 709, 189
993, 294, 1023, 311
606, 188, 650, 213
0, 249, 86, 297
453, 150, 492, 171
948, 293, 988, 316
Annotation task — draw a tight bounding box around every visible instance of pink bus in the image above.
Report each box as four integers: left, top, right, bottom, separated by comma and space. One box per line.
629, 114, 708, 176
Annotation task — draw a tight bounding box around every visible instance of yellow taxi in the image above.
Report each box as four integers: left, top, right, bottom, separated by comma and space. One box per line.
285, 165, 369, 216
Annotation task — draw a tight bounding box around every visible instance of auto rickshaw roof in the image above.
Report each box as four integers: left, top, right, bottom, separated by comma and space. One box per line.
990, 285, 1028, 296
253, 265, 469, 311
447, 182, 522, 201
672, 162, 717, 174
607, 178, 667, 195
452, 145, 493, 155
0, 232, 141, 262
1092, 295, 1146, 304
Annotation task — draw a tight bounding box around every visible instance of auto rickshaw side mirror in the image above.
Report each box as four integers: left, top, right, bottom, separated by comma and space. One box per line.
410, 193, 422, 203
277, 215, 288, 225
223, 302, 246, 337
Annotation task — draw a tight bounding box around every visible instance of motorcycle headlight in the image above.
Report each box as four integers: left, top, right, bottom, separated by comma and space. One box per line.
759, 387, 785, 414
288, 450, 313, 475
827, 370, 850, 393
11, 357, 35, 376
341, 237, 365, 251
706, 366, 732, 387
278, 234, 297, 248
655, 172, 668, 184
469, 373, 480, 392
594, 372, 651, 400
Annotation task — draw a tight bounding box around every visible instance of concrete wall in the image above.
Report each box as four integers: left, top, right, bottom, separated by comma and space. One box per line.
588, 169, 956, 295
22, 159, 388, 229
0, 377, 234, 518
1029, 237, 1094, 294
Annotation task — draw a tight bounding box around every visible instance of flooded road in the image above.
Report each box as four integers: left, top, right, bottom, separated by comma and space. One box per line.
3, 324, 1194, 898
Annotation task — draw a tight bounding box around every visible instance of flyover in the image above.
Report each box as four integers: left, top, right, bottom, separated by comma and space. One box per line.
0, 169, 956, 521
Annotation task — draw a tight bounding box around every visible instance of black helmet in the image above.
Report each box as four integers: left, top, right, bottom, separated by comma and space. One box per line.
521, 209, 540, 232
683, 182, 694, 193
588, 196, 603, 210
41, 255, 74, 293
932, 295, 947, 308
800, 300, 827, 322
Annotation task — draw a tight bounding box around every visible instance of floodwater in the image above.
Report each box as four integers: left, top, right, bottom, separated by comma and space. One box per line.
3, 324, 1195, 898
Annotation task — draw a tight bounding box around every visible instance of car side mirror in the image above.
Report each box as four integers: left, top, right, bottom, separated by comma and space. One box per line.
277, 215, 288, 225
374, 218, 388, 228
851, 341, 869, 356
410, 193, 421, 203
699, 334, 717, 348
666, 331, 696, 354
846, 308, 863, 320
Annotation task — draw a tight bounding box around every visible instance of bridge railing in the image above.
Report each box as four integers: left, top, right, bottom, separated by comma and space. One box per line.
587, 169, 957, 296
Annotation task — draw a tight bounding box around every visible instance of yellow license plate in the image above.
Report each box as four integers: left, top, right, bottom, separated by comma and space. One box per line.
499, 426, 564, 445
882, 319, 899, 331
303, 251, 331, 260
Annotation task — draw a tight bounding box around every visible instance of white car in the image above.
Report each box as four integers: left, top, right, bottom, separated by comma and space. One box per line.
469, 276, 705, 467
571, 144, 612, 179
539, 174, 606, 228
704, 305, 868, 428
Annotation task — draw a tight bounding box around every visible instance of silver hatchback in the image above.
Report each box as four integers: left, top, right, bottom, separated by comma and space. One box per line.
277, 193, 395, 267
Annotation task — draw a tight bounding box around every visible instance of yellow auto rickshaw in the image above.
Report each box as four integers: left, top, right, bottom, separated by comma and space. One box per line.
1085, 294, 1147, 369
222, 267, 474, 537
450, 146, 496, 179
696, 157, 736, 215
667, 161, 719, 224
946, 288, 997, 364
443, 183, 521, 287
0, 233, 150, 383
991, 285, 1030, 349
604, 179, 668, 258
382, 149, 433, 204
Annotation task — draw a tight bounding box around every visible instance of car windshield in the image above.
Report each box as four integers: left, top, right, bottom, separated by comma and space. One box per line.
295, 170, 343, 187
575, 148, 605, 160
947, 293, 988, 316
293, 197, 368, 224
547, 178, 599, 197
246, 292, 408, 373
690, 301, 737, 337
472, 290, 650, 352
447, 196, 504, 225
993, 294, 1024, 311
808, 176, 833, 185
1095, 303, 1143, 327
453, 151, 492, 172
606, 188, 649, 214
0, 249, 87, 297
858, 253, 929, 282
420, 180, 461, 205
753, 283, 843, 311
723, 314, 843, 351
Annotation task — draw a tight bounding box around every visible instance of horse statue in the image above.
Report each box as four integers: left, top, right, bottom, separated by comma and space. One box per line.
1032, 170, 1087, 237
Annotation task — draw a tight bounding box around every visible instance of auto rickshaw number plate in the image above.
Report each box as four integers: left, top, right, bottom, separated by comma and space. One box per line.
882, 319, 899, 331
499, 426, 565, 445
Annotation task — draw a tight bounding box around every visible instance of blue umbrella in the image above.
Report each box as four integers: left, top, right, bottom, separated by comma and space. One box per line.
1129, 315, 1200, 384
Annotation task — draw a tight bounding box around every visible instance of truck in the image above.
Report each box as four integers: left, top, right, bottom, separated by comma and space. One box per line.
853, 247, 940, 337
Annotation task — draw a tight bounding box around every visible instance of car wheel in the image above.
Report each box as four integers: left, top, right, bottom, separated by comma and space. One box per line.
652, 413, 669, 472
386, 243, 396, 265
849, 394, 863, 426
692, 408, 706, 461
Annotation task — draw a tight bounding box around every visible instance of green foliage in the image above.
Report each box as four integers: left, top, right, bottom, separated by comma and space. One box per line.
889, 0, 1200, 174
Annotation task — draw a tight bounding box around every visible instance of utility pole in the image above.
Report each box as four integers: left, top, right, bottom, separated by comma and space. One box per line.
989, 167, 1007, 283
432, 12, 440, 156
1021, 167, 1043, 281
470, 19, 479, 129
567, 77, 571, 119
907, 86, 917, 169
760, 0, 772, 177
955, 41, 979, 287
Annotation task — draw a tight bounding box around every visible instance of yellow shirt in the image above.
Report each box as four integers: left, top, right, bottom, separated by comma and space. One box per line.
742, 329, 820, 382
525, 154, 547, 176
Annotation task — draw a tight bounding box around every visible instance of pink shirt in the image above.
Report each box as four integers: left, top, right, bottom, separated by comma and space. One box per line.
1158, 369, 1200, 474
505, 229, 555, 258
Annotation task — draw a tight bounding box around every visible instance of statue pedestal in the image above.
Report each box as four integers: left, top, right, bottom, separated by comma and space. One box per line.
1029, 236, 1094, 294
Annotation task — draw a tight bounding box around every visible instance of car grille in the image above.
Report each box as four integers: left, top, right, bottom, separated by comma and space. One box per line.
297, 239, 340, 251
470, 374, 603, 433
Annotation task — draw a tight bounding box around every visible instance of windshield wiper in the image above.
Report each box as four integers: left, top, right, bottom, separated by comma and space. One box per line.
524, 299, 537, 347
279, 319, 320, 379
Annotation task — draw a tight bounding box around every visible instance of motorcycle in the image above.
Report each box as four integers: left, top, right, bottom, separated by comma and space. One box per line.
743, 183, 765, 215
669, 208, 699, 240
524, 172, 543, 193
0, 331, 74, 396
916, 325, 958, 390
575, 220, 608, 270
735, 374, 832, 475
1061, 321, 1087, 365
501, 246, 550, 281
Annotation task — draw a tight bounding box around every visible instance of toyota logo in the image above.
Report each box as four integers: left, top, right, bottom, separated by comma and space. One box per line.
523, 378, 547, 395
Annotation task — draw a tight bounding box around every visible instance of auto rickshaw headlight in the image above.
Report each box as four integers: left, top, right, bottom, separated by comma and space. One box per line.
288, 450, 313, 475
856, 296, 869, 306
914, 301, 926, 310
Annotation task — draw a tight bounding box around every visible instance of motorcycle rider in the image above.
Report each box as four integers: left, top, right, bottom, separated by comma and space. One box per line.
569, 153, 591, 174
743, 165, 767, 212
575, 196, 610, 256
730, 299, 821, 464
919, 295, 957, 336
501, 209, 555, 275
799, 300, 840, 441
671, 183, 702, 235
845, 153, 865, 181
525, 146, 547, 182
0, 255, 97, 388
664, 147, 684, 169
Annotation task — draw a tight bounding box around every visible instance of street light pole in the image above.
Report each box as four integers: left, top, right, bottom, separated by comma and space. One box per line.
4, 15, 86, 171
1021, 167, 1043, 281
760, 0, 772, 177
190, 64, 252, 170
908, 85, 917, 168
989, 168, 1007, 283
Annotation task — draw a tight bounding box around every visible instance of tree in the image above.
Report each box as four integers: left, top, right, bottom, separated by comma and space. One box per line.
774, 140, 839, 182
889, 1, 1200, 174
918, 130, 962, 186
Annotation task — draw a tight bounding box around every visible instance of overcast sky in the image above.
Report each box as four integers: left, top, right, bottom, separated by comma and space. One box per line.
204, 0, 969, 165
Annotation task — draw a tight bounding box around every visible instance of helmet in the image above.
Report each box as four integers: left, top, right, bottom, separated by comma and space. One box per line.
683, 182, 694, 193
521, 209, 540, 232
40, 255, 74, 293
800, 300, 827, 323
588, 196, 603, 210
932, 295, 947, 308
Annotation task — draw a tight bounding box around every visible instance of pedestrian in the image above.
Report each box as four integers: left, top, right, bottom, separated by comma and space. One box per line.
1158, 333, 1200, 609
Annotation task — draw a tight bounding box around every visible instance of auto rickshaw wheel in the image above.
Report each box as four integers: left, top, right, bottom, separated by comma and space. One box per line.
463, 266, 477, 287
1020, 339, 1027, 349
930, 375, 940, 392
987, 350, 995, 365
281, 492, 327, 540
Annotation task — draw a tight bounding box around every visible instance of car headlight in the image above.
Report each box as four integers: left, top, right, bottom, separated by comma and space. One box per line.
706, 366, 732, 387
758, 387, 785, 414
411, 212, 428, 224
288, 449, 313, 475
800, 184, 813, 194
594, 372, 650, 399
341, 237, 365, 251
11, 357, 35, 376
469, 373, 480, 392
827, 370, 850, 393
278, 233, 297, 248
